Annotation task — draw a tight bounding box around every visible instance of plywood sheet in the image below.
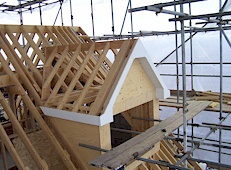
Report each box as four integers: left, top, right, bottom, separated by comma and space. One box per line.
113, 59, 155, 114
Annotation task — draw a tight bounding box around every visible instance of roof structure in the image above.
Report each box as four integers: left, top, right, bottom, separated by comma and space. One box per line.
0, 24, 229, 170
41, 37, 169, 126
0, 0, 231, 169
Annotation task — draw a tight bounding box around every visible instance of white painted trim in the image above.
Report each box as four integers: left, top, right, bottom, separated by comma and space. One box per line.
41, 39, 170, 126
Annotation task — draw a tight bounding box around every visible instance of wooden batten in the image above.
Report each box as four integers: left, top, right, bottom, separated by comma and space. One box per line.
0, 24, 198, 170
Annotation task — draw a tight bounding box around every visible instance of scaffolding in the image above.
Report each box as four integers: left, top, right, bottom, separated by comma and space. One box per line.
0, 0, 231, 169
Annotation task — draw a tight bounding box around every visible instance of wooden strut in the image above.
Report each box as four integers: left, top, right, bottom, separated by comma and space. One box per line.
71, 42, 110, 112
0, 51, 77, 169
0, 124, 29, 170
0, 29, 42, 105
55, 43, 95, 109
0, 92, 48, 170
89, 101, 211, 169
89, 39, 134, 116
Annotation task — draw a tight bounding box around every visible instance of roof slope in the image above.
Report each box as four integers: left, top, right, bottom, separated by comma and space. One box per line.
41, 38, 170, 126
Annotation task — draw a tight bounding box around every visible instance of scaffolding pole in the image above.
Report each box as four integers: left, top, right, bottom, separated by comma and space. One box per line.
220, 26, 231, 48
135, 156, 191, 170
129, 0, 133, 38
110, 0, 115, 39
180, 2, 188, 167
188, 2, 194, 152
69, 0, 73, 26
38, 0, 42, 25
174, 0, 180, 139
175, 114, 229, 166
91, 0, 95, 39
119, 0, 130, 38
18, 0, 25, 47
53, 0, 64, 26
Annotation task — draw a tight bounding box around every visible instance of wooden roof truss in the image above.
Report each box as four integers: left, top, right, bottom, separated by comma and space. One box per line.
0, 24, 207, 169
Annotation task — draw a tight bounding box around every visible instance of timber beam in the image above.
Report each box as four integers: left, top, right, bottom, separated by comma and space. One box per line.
89, 101, 211, 169
44, 39, 137, 54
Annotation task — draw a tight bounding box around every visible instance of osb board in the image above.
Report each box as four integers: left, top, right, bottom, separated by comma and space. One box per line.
51, 117, 111, 170
12, 130, 66, 170
113, 59, 156, 114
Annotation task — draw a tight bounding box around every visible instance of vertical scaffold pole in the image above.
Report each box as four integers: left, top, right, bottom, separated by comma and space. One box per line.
39, 0, 43, 25
180, 2, 188, 168
189, 2, 194, 152
69, 0, 74, 26
174, 0, 180, 139
110, 0, 115, 39
91, 0, 95, 39
129, 0, 133, 38
18, 0, 25, 47
219, 0, 223, 166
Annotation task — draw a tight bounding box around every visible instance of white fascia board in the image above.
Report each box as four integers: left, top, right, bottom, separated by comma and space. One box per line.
40, 106, 102, 126
41, 39, 169, 127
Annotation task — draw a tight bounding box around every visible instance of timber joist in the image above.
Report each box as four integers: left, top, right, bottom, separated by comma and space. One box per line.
0, 24, 137, 169
0, 24, 208, 169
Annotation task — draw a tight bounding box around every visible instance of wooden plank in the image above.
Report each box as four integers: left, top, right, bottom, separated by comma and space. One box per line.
155, 152, 168, 170
52, 27, 68, 45
0, 92, 48, 170
0, 124, 28, 170
45, 39, 135, 53
35, 26, 51, 46
160, 141, 177, 164
71, 42, 110, 112
66, 27, 81, 44
159, 101, 183, 108
21, 26, 45, 62
0, 49, 77, 170
6, 26, 43, 85
45, 26, 62, 46
89, 40, 133, 116
148, 162, 161, 170
56, 43, 95, 110
58, 26, 75, 45
42, 46, 58, 101
158, 149, 172, 164
89, 101, 211, 169
45, 45, 81, 103
0, 31, 42, 105
1, 141, 8, 170
138, 163, 149, 170
0, 74, 14, 88
43, 46, 69, 89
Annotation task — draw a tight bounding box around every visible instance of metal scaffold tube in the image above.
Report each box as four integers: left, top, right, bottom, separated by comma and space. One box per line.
38, 0, 42, 25
174, 0, 180, 139
110, 0, 115, 39
91, 0, 95, 39
119, 0, 130, 38
69, 0, 73, 26
180, 2, 188, 168
135, 156, 191, 170
189, 2, 194, 152
175, 114, 230, 166
129, 0, 133, 38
